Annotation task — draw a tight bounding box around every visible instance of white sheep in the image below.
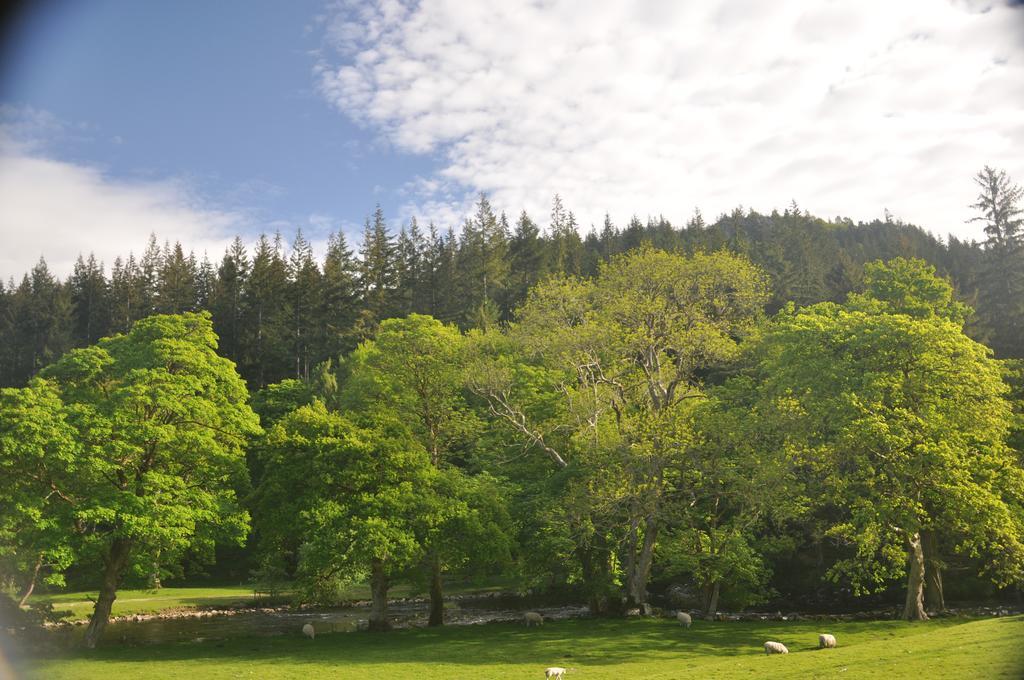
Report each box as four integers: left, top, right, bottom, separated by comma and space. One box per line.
302, 623, 315, 640
763, 641, 789, 655
545, 667, 566, 679
676, 611, 692, 628
524, 611, 544, 627
818, 633, 837, 649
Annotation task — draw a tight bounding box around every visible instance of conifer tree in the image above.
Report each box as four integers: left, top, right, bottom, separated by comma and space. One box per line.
394, 224, 419, 316
211, 237, 250, 366
286, 230, 321, 380
971, 166, 1024, 357
243, 234, 290, 387
108, 254, 144, 334
139, 234, 163, 318
456, 194, 510, 327
68, 254, 110, 346
357, 205, 398, 334
408, 217, 433, 314
8, 259, 71, 386
318, 230, 359, 363
508, 211, 546, 314
156, 242, 197, 314
195, 254, 216, 310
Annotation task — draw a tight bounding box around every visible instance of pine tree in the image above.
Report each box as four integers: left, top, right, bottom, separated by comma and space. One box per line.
456, 194, 510, 327
243, 234, 290, 387
357, 205, 398, 335
394, 223, 419, 316
508, 210, 546, 314
156, 242, 197, 314
139, 234, 162, 318
8, 258, 71, 385
621, 215, 646, 252
0, 279, 13, 384
408, 218, 433, 314
68, 254, 111, 346
430, 226, 460, 324
599, 213, 618, 261
970, 166, 1024, 357
211, 237, 250, 366
286, 230, 322, 380
548, 195, 584, 275
108, 254, 144, 334
318, 230, 360, 363
195, 254, 216, 310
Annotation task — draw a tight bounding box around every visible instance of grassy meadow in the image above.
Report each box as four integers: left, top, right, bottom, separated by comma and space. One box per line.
14, 613, 1023, 679
28, 578, 517, 621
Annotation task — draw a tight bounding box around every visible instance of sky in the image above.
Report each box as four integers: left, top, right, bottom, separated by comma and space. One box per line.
0, 0, 1023, 278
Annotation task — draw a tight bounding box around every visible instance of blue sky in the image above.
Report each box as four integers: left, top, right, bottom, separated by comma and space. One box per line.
0, 0, 436, 276
1, 0, 1023, 277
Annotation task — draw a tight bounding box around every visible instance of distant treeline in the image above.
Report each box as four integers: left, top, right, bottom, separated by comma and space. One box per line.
1, 172, 1021, 389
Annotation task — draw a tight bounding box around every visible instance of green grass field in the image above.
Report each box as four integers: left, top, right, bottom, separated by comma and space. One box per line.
29, 578, 516, 621
14, 614, 1024, 679
29, 586, 278, 621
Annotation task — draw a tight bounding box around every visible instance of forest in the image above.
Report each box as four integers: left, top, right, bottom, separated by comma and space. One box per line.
1, 167, 1023, 649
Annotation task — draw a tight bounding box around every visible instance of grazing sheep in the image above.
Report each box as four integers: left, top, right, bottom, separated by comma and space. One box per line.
763, 641, 789, 655
818, 633, 837, 649
524, 611, 544, 627
302, 623, 315, 640
676, 611, 692, 628
545, 667, 566, 679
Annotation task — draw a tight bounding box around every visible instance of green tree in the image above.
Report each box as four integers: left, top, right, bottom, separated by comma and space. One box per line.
108, 254, 145, 335
210, 237, 250, 366
243, 234, 290, 387
31, 312, 258, 646
318, 231, 360, 363
0, 380, 78, 605
286, 230, 322, 380
549, 195, 584, 276
68, 254, 111, 347
155, 242, 197, 314
470, 247, 769, 610
8, 258, 72, 386
657, 391, 803, 618
456, 195, 510, 327
745, 295, 1024, 620
357, 205, 398, 333
849, 257, 969, 325
340, 315, 508, 625
971, 166, 1024, 357
507, 210, 547, 318
259, 402, 436, 631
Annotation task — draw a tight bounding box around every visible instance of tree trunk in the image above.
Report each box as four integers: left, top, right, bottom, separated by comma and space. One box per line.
18, 555, 43, 607
83, 538, 133, 648
903, 532, 929, 621
626, 515, 659, 608
428, 552, 444, 627
368, 558, 392, 632
580, 537, 616, 616
623, 520, 639, 606
921, 530, 945, 612
704, 580, 720, 620
147, 550, 162, 590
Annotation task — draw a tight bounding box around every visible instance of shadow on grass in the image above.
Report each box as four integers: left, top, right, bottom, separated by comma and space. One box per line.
29, 615, 988, 669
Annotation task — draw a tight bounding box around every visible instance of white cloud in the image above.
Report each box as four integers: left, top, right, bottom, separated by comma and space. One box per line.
316, 0, 1024, 240
0, 149, 241, 279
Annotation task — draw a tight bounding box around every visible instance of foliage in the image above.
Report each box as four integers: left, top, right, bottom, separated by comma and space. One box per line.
5, 170, 1024, 392
257, 401, 439, 603
736, 272, 1024, 613
0, 312, 259, 644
